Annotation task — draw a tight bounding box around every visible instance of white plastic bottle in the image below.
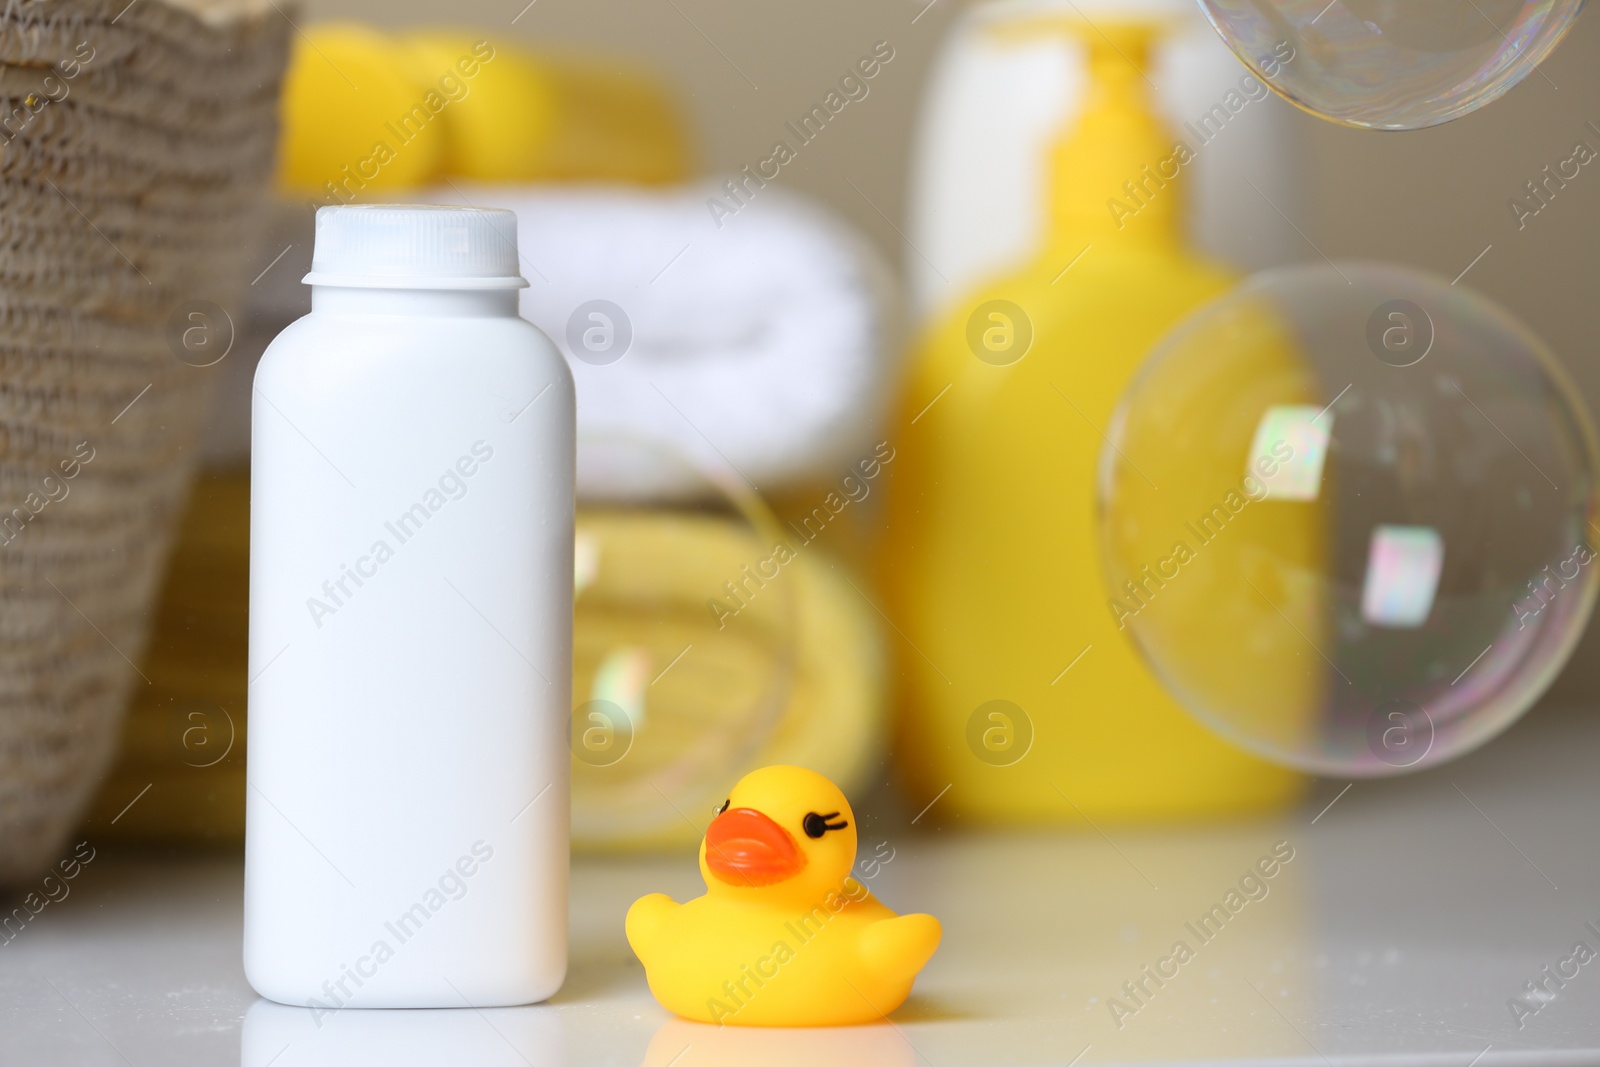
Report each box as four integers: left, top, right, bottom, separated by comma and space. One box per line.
244, 205, 573, 1011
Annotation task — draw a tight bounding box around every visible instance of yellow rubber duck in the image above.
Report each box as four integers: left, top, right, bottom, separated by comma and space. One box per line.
626, 766, 941, 1027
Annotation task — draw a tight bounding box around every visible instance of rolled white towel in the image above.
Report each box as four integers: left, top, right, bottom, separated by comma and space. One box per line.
441, 183, 902, 500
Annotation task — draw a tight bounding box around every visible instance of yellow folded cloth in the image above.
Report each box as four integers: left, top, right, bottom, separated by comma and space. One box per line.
82, 476, 887, 850
81, 470, 249, 843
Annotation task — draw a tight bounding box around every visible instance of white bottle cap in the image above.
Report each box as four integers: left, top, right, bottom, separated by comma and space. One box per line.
303, 204, 530, 290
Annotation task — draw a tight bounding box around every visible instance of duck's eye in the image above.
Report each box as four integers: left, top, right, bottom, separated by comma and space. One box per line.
716, 798, 730, 815
802, 811, 849, 839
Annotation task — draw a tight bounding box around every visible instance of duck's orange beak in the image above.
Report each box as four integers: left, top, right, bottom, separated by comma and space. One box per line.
704, 808, 806, 887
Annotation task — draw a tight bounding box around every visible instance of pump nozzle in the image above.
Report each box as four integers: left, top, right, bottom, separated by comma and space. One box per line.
989, 14, 1187, 247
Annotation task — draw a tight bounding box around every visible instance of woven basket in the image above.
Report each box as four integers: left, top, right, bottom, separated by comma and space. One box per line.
0, 0, 286, 882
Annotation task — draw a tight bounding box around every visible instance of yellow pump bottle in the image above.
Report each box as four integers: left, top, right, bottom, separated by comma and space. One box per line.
880, 19, 1303, 822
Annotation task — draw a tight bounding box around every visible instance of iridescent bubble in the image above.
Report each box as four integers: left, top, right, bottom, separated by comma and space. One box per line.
571, 434, 798, 844
1099, 262, 1599, 775
1197, 0, 1585, 129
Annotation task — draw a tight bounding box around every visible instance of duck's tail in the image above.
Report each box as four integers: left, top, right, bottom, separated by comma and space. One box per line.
859, 912, 942, 987
625, 893, 680, 961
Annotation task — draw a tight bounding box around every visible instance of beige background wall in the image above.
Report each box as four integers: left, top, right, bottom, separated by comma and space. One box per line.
300, 0, 1600, 699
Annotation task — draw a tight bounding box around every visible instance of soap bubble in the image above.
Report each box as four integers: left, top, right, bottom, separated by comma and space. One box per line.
571, 434, 797, 844
1099, 262, 1599, 776
1198, 0, 1583, 130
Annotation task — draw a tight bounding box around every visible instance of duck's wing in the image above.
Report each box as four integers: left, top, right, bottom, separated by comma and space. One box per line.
625, 893, 681, 959
858, 912, 942, 986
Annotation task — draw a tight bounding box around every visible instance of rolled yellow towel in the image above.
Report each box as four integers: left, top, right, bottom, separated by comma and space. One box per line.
276, 25, 691, 198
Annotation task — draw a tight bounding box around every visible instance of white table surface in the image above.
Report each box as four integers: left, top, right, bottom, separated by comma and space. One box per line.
3, 709, 1599, 1067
